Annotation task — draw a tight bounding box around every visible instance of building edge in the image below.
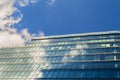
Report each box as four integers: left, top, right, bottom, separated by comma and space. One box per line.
32, 30, 120, 40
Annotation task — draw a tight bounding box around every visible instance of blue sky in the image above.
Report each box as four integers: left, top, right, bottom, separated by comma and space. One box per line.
16, 0, 120, 36
0, 0, 120, 47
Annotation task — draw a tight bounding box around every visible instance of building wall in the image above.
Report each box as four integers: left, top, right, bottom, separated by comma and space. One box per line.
0, 31, 120, 80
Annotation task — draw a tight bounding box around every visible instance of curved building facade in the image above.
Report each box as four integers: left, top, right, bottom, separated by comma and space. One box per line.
0, 31, 120, 80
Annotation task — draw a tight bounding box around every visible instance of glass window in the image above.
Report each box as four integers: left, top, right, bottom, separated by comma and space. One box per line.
47, 71, 54, 78
52, 71, 59, 78
57, 70, 64, 78
91, 70, 98, 78
117, 54, 120, 59
86, 62, 93, 69
62, 71, 69, 78
105, 55, 114, 60
43, 71, 49, 78
68, 70, 76, 78
86, 70, 92, 78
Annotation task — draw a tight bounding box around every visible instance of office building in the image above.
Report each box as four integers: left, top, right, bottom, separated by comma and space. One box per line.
0, 31, 120, 80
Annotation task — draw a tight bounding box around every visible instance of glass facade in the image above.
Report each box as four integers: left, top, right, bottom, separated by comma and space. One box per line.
0, 31, 120, 80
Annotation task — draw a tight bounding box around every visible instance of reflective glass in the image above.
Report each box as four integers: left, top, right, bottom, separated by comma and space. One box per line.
0, 32, 120, 79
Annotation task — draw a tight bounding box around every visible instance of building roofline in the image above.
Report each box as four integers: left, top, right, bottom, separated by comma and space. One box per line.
31, 30, 120, 40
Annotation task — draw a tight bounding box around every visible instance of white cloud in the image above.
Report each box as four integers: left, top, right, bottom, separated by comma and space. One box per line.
0, 31, 25, 48
0, 0, 16, 19
20, 28, 32, 42
17, 0, 37, 7
39, 31, 45, 37
62, 44, 87, 62
0, 0, 37, 48
46, 0, 56, 5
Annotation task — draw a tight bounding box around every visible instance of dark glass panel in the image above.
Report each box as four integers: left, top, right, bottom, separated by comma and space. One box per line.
43, 71, 49, 78
52, 71, 59, 78
62, 71, 69, 78
47, 71, 55, 78
57, 70, 64, 78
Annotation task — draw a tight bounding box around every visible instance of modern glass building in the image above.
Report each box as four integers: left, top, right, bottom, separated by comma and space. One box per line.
0, 31, 120, 80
